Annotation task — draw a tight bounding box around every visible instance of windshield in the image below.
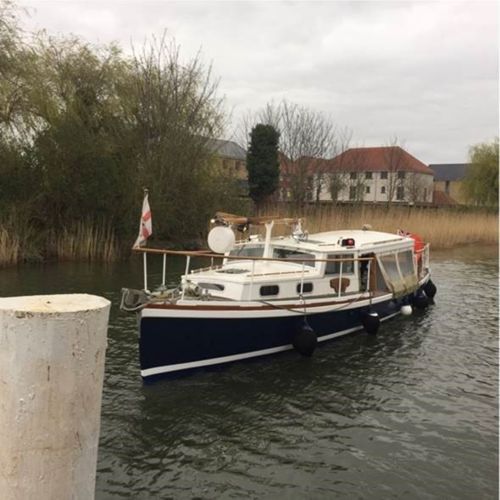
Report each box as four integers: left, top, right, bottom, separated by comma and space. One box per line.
229, 244, 264, 258
272, 247, 316, 267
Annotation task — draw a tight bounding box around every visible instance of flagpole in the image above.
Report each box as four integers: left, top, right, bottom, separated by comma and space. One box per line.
143, 252, 148, 292
139, 187, 150, 292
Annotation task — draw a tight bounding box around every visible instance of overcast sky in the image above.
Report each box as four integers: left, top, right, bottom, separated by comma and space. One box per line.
18, 0, 498, 163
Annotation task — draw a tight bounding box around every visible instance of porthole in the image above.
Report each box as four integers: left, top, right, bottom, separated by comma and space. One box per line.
297, 282, 313, 293
260, 285, 279, 296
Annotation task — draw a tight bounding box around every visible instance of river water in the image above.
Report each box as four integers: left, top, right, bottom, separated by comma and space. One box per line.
0, 246, 498, 498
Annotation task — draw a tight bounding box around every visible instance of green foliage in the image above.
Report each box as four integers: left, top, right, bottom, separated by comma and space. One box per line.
463, 138, 499, 207
0, 2, 241, 262
246, 124, 280, 207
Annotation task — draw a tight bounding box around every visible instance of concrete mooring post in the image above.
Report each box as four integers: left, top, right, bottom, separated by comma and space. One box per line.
0, 294, 110, 500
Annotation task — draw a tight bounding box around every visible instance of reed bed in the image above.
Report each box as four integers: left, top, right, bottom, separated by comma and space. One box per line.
262, 205, 498, 250
46, 220, 121, 262
0, 227, 20, 267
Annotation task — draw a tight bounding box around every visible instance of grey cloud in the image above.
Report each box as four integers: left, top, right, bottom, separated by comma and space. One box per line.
19, 0, 498, 163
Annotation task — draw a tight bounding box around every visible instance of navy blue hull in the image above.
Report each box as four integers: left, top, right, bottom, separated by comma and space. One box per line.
139, 294, 410, 378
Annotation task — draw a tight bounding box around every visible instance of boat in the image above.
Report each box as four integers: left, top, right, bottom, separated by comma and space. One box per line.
120, 212, 436, 380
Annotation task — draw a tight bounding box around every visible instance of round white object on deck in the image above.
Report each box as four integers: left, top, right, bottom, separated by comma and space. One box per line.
0, 293, 110, 500
401, 304, 413, 316
208, 226, 235, 254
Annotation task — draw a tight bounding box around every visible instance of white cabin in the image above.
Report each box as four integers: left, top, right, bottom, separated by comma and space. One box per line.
185, 229, 426, 303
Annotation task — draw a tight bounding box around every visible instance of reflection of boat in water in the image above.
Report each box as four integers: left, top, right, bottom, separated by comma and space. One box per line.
120, 213, 436, 380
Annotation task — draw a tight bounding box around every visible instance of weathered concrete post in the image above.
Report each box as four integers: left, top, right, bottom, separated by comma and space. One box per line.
0, 294, 110, 500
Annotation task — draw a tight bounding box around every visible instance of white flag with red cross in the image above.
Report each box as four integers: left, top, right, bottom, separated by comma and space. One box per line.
133, 191, 152, 248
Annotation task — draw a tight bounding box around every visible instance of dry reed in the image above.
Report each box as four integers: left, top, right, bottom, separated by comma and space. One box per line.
0, 227, 20, 267
262, 205, 498, 249
46, 219, 120, 262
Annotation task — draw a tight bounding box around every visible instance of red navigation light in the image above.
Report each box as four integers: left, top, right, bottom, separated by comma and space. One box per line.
342, 238, 355, 247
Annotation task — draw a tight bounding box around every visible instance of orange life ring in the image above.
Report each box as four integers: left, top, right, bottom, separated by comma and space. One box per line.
409, 233, 424, 261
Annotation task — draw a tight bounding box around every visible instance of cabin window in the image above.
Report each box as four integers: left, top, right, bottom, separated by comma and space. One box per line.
273, 248, 315, 267
325, 254, 354, 275
378, 253, 408, 295
229, 244, 264, 258
260, 285, 279, 296
379, 254, 399, 282
297, 282, 313, 294
397, 250, 415, 278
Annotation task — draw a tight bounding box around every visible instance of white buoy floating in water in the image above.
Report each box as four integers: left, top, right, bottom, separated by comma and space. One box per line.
401, 304, 413, 316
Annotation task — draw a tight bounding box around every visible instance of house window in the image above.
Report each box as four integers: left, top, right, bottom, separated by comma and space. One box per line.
397, 186, 405, 200
380, 171, 388, 179
296, 282, 313, 294
365, 172, 372, 179
366, 186, 370, 194
350, 172, 357, 179
397, 171, 406, 179
445, 180, 450, 194
381, 186, 386, 194
349, 186, 357, 200
260, 285, 279, 297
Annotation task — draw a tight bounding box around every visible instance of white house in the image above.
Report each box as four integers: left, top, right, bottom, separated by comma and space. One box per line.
316, 146, 434, 204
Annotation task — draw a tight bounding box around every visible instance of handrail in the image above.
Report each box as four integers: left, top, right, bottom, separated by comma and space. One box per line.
133, 247, 375, 264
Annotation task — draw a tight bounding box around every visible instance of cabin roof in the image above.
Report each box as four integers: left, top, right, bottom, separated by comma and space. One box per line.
276, 229, 409, 251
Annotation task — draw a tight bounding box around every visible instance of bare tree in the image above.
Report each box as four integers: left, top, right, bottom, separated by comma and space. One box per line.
238, 100, 351, 208
405, 173, 429, 204
328, 172, 348, 204
383, 137, 409, 205
326, 145, 367, 204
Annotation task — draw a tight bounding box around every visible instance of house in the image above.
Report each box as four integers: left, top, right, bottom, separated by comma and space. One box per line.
432, 189, 458, 207
207, 138, 247, 180
315, 147, 434, 204
207, 138, 248, 195
429, 163, 469, 204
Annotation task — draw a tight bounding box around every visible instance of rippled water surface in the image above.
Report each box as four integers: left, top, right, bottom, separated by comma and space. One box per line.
1, 246, 498, 498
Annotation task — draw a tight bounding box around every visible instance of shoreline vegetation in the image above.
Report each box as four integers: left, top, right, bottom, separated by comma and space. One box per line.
0, 205, 497, 267
0, 3, 497, 269
262, 205, 499, 250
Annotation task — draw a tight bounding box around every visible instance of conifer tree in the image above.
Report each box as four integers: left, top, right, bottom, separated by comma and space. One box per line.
246, 124, 280, 209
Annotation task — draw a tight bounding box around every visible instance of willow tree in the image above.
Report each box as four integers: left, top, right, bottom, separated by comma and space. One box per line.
462, 138, 499, 207
125, 36, 240, 241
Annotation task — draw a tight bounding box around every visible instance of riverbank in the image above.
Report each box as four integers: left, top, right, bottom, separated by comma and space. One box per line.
0, 206, 497, 267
